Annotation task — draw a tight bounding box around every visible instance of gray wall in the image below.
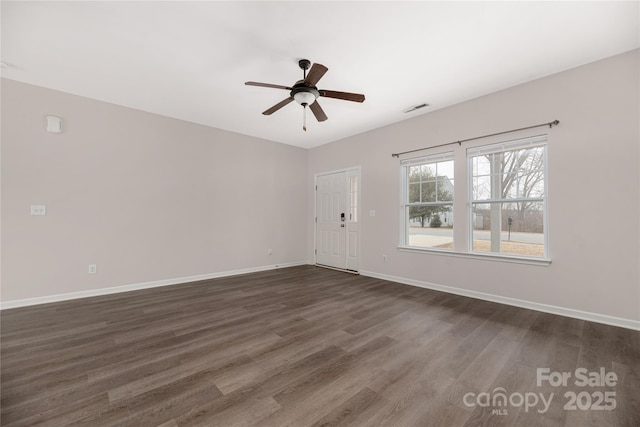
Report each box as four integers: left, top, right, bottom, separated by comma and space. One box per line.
1, 79, 308, 301
308, 49, 640, 324
3, 50, 638, 326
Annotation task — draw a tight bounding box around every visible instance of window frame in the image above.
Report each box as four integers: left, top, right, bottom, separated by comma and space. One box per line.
397, 134, 551, 266
400, 151, 455, 251
467, 135, 549, 260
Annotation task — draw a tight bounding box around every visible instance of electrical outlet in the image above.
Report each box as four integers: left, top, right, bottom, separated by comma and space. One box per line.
369, 210, 376, 217
383, 254, 388, 263
88, 264, 97, 274
267, 249, 273, 255
30, 205, 47, 216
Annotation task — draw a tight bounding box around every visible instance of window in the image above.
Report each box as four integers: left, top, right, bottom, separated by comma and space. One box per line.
468, 135, 547, 258
401, 153, 454, 249
398, 134, 549, 263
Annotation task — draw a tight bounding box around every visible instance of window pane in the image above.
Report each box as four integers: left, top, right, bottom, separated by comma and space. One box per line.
438, 160, 455, 180
409, 166, 421, 182
499, 169, 546, 200
473, 155, 490, 176
520, 146, 544, 171
471, 202, 544, 257
514, 169, 545, 199
437, 176, 454, 201
473, 175, 491, 200
422, 164, 437, 180
503, 172, 518, 198
421, 181, 436, 202
408, 183, 421, 203
407, 205, 454, 249
471, 145, 545, 202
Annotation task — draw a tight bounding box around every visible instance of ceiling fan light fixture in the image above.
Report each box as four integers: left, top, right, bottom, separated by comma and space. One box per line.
293, 91, 317, 106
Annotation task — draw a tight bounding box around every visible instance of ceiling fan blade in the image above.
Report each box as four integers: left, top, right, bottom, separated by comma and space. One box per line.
262, 97, 293, 115
309, 100, 328, 122
304, 63, 328, 86
320, 90, 365, 103
245, 81, 291, 90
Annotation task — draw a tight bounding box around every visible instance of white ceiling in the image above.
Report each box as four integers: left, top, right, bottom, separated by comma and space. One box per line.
2, 1, 638, 149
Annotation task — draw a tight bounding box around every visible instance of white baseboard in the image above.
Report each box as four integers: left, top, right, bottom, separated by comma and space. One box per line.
0, 261, 307, 310
360, 270, 640, 331
5, 264, 637, 331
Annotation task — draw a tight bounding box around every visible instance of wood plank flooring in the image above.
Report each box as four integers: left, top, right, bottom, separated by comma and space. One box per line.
1, 265, 638, 426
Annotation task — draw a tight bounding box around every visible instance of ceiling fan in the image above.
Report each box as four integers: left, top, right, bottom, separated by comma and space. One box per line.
245, 59, 365, 131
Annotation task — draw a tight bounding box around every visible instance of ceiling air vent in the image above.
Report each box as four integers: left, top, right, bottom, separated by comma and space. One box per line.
403, 103, 430, 113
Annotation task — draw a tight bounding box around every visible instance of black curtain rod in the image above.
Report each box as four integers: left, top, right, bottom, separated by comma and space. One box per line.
391, 120, 560, 158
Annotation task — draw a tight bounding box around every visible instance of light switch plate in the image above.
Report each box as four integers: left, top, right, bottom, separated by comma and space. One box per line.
46, 116, 62, 133
369, 210, 376, 217
30, 205, 47, 216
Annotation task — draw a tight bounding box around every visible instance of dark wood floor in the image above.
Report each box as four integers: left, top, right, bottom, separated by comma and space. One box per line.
1, 265, 638, 426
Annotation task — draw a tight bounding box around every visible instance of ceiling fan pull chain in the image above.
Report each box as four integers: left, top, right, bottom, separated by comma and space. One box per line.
303, 104, 307, 131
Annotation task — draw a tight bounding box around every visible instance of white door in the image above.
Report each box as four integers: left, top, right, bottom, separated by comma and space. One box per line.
316, 169, 360, 272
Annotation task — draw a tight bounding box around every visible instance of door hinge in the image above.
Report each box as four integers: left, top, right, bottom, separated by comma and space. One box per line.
315, 249, 317, 255
315, 217, 317, 223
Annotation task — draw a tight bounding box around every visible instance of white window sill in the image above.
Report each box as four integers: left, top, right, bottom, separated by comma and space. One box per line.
397, 246, 552, 266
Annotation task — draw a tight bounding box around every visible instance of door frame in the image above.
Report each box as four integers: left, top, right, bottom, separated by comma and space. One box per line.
314, 166, 361, 273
